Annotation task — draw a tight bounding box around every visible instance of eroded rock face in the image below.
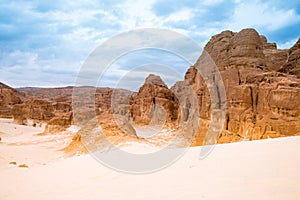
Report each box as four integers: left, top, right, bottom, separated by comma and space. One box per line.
187, 28, 300, 144
0, 82, 22, 118
170, 81, 200, 144
203, 28, 290, 72
228, 28, 265, 68
1, 83, 75, 134
130, 74, 179, 126
12, 99, 71, 126
95, 88, 114, 115
12, 85, 137, 135
280, 38, 300, 78
44, 112, 73, 133
12, 100, 51, 124
12, 86, 73, 129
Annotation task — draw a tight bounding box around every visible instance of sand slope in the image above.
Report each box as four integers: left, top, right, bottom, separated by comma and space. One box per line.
0, 119, 299, 200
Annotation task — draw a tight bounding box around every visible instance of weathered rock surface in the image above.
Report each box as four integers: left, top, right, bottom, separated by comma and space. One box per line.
280, 38, 300, 78
170, 81, 200, 144
130, 74, 179, 126
12, 99, 71, 125
186, 28, 300, 144
203, 28, 291, 72
13, 86, 74, 129
44, 111, 73, 133
12, 99, 53, 124
0, 82, 22, 118
95, 88, 114, 115
11, 86, 115, 132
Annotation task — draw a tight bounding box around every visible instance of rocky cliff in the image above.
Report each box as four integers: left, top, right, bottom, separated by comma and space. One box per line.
186, 28, 300, 144
279, 38, 300, 78
0, 82, 22, 118
130, 74, 179, 127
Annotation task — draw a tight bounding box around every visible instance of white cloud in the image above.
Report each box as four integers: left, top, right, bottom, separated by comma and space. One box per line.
163, 9, 194, 23
116, 0, 162, 29
229, 0, 300, 31
0, 51, 38, 69
277, 38, 298, 49
1, 0, 300, 87
202, 0, 224, 6
0, 50, 79, 87
114, 0, 196, 31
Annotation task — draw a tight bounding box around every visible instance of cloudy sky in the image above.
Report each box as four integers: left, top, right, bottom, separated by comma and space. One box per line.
0, 0, 300, 88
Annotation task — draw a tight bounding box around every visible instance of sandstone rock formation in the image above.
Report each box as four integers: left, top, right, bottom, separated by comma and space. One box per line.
11, 87, 74, 127
186, 28, 300, 144
170, 80, 200, 144
95, 88, 114, 115
0, 82, 22, 118
130, 74, 179, 127
44, 111, 73, 133
12, 99, 71, 126
12, 86, 107, 132
279, 38, 300, 78
203, 28, 291, 72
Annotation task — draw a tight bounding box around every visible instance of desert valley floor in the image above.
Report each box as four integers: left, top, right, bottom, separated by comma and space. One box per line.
0, 118, 299, 200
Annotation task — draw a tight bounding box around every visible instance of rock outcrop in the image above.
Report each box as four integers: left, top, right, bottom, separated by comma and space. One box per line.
12, 99, 71, 125
95, 88, 113, 115
203, 28, 290, 72
0, 82, 22, 118
279, 38, 300, 78
130, 74, 179, 127
186, 28, 300, 144
12, 86, 74, 127
44, 111, 73, 133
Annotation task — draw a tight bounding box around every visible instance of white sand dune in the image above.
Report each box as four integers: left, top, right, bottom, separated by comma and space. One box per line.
0, 118, 72, 170
0, 118, 299, 200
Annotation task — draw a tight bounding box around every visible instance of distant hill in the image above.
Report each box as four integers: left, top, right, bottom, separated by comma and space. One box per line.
17, 86, 75, 103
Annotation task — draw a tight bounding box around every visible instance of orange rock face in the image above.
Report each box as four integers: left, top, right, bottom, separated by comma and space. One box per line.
130, 74, 179, 126
280, 38, 300, 78
0, 82, 22, 118
186, 28, 300, 144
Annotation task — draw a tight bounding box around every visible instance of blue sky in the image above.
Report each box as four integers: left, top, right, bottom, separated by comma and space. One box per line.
0, 0, 300, 88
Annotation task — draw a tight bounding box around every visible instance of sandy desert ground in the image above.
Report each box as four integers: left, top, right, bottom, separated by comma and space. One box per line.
0, 118, 299, 200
